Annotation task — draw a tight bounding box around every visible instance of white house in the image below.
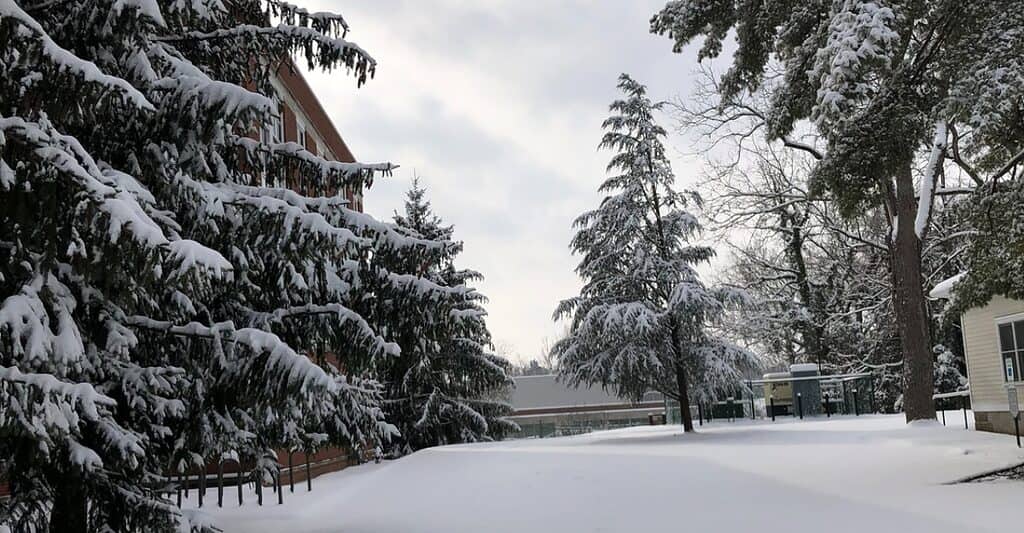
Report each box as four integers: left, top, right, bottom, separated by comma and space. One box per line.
931, 274, 1024, 434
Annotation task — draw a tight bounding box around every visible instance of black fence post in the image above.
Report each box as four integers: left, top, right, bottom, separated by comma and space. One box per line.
750, 386, 756, 420
770, 398, 776, 422
177, 472, 183, 506
276, 468, 283, 505
697, 403, 703, 426
238, 466, 244, 506
256, 469, 263, 506
306, 453, 312, 491
217, 461, 224, 507
869, 376, 876, 413
853, 389, 860, 416
962, 396, 969, 430
288, 451, 295, 493
825, 395, 831, 418
797, 393, 804, 420
1015, 414, 1021, 448
941, 404, 946, 426
198, 469, 205, 508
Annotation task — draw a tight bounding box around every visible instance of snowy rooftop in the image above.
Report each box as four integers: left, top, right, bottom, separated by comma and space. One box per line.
509, 374, 662, 411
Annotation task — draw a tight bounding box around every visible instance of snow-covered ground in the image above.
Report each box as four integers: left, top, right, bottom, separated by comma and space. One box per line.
192, 414, 1024, 532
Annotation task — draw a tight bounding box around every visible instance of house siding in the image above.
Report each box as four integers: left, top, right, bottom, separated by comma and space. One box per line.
962, 295, 1024, 433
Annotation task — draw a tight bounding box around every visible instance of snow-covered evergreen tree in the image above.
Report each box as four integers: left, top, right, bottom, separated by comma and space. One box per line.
552, 75, 755, 432
933, 344, 967, 395
366, 179, 516, 454
0, 2, 453, 531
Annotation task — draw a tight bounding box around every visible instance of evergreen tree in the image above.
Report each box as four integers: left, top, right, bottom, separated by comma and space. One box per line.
367, 179, 516, 454
933, 344, 967, 395
0, 2, 453, 531
651, 0, 1024, 422
552, 75, 754, 432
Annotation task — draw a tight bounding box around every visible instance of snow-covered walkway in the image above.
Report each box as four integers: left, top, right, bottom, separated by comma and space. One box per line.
194, 415, 1024, 532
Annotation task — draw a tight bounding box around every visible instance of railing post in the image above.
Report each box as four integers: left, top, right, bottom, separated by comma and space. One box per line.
853, 389, 859, 416
770, 397, 776, 422
217, 461, 224, 507
238, 462, 244, 506
198, 468, 205, 508
797, 393, 803, 420
277, 467, 283, 505
289, 451, 295, 493
306, 453, 312, 492
963, 396, 969, 430
256, 468, 263, 506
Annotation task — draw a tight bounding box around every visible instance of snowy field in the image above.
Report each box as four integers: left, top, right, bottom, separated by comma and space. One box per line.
192, 414, 1024, 533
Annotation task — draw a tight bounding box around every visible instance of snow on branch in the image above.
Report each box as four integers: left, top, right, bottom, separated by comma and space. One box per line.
0, 0, 154, 110
186, 179, 366, 248
250, 303, 400, 356
231, 136, 393, 187
0, 115, 170, 248
155, 23, 375, 68
0, 274, 84, 364
914, 119, 947, 239
0, 366, 115, 421
151, 75, 273, 117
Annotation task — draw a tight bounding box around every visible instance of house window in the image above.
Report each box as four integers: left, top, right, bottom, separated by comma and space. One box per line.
998, 319, 1024, 382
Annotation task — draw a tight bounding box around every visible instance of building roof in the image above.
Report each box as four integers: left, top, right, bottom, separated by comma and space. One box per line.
275, 60, 356, 163
509, 374, 662, 411
930, 272, 967, 300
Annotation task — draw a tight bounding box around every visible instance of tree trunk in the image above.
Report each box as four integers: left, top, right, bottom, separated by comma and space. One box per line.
50, 475, 88, 533
675, 363, 695, 432
891, 166, 936, 422
785, 213, 830, 368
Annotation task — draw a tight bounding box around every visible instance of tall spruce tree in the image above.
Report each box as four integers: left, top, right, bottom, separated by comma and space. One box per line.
0, 2, 457, 531
367, 179, 516, 454
553, 75, 754, 432
651, 0, 1024, 422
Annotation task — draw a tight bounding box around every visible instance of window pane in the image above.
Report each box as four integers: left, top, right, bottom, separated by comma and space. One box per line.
1000, 324, 1015, 352
1015, 321, 1024, 351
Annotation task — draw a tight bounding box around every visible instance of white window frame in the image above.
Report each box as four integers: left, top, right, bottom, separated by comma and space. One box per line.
996, 312, 1024, 383
296, 120, 307, 150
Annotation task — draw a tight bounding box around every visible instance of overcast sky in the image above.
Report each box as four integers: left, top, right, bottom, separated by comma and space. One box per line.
301, 1, 719, 364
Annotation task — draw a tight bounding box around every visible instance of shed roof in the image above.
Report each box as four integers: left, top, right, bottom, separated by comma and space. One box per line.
510, 374, 662, 411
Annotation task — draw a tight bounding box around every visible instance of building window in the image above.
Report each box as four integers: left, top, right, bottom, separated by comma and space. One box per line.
998, 319, 1024, 382
273, 98, 284, 143
297, 121, 307, 150
260, 97, 283, 146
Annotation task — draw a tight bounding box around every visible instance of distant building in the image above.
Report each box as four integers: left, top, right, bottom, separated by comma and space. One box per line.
931, 274, 1022, 434
508, 375, 665, 438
